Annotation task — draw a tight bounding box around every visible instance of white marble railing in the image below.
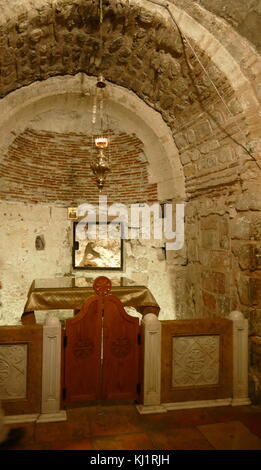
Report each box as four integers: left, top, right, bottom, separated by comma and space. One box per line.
228, 311, 251, 406
138, 310, 251, 414
136, 313, 166, 414
38, 315, 66, 422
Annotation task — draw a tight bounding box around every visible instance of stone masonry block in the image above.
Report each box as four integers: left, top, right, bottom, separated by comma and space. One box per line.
230, 216, 250, 240
249, 214, 261, 241
183, 164, 196, 178
237, 274, 261, 307
187, 239, 198, 262
202, 290, 217, 314
194, 120, 212, 142
217, 295, 230, 316
201, 270, 226, 295
201, 230, 218, 250
200, 214, 219, 230
232, 242, 260, 271
175, 133, 188, 150
190, 149, 201, 162
180, 151, 191, 165
199, 249, 231, 271
250, 310, 261, 336
199, 140, 219, 155
209, 250, 231, 272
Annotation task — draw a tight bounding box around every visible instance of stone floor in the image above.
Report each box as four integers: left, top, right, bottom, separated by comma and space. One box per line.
3, 404, 261, 450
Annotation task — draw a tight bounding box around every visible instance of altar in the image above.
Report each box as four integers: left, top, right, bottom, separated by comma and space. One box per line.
21, 276, 160, 324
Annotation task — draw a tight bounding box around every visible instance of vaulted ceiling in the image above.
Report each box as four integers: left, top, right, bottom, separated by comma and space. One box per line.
0, 0, 234, 116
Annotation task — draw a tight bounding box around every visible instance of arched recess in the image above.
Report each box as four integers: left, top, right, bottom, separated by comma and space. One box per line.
0, 0, 259, 183
0, 73, 185, 204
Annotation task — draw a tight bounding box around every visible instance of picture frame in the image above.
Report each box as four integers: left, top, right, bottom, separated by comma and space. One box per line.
72, 221, 124, 270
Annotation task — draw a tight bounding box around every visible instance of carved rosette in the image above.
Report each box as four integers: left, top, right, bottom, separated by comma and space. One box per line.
172, 335, 220, 387
111, 336, 131, 358
0, 344, 27, 399
73, 338, 94, 359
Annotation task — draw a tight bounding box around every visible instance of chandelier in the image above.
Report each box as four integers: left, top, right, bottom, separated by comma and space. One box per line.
90, 1, 111, 192
90, 74, 111, 192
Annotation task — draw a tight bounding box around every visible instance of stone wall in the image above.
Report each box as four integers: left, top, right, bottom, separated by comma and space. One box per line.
179, 186, 261, 322
174, 182, 261, 403
0, 201, 71, 325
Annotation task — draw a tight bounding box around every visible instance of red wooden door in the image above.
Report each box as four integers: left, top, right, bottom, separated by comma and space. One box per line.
102, 295, 140, 401
64, 296, 102, 403
63, 277, 141, 404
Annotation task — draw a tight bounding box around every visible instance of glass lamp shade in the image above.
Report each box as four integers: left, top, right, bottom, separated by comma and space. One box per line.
95, 137, 109, 148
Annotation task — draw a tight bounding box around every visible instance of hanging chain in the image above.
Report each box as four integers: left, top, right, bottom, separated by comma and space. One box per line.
99, 0, 103, 24
99, 0, 104, 54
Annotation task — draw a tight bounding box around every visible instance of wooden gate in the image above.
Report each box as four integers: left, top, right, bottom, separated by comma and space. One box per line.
63, 277, 141, 404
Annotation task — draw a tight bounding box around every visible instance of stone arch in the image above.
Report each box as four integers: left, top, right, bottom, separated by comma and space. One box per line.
165, 1, 260, 107
0, 0, 259, 176
0, 0, 259, 101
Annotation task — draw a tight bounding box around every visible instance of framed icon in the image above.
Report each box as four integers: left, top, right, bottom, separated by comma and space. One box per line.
67, 207, 78, 220
73, 221, 123, 270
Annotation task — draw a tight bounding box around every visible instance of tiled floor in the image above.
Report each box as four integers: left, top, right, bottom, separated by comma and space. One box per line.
2, 404, 261, 450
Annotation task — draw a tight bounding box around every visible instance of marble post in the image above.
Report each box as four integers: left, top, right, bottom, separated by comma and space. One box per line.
228, 310, 251, 406
137, 313, 166, 414
37, 315, 67, 422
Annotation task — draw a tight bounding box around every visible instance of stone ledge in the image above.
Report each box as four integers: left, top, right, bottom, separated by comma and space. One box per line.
162, 398, 232, 410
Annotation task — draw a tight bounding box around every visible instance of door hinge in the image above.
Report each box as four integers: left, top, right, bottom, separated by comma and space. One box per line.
62, 387, 67, 401
63, 335, 67, 348
136, 383, 141, 395
137, 333, 141, 345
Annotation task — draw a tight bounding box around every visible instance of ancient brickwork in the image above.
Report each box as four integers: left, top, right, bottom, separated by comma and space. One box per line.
173, 101, 247, 197
1, 128, 157, 205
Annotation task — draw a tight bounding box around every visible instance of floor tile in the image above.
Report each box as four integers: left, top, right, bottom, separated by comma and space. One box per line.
6, 423, 35, 446
142, 407, 218, 432
49, 438, 95, 450
89, 407, 141, 437
4, 404, 261, 451
149, 427, 214, 450
198, 420, 261, 450
206, 405, 254, 424
92, 432, 155, 450
35, 419, 91, 443
239, 411, 261, 439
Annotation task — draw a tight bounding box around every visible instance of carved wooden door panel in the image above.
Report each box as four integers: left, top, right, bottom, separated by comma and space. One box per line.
64, 297, 102, 403
102, 296, 140, 401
